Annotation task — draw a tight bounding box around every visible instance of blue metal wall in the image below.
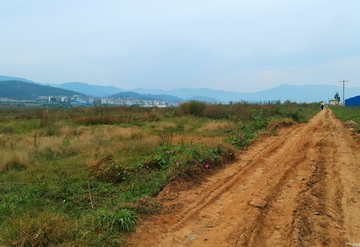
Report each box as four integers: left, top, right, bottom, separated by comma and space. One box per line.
345, 96, 360, 107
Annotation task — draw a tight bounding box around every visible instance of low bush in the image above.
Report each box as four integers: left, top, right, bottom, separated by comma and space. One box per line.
229, 132, 257, 149
179, 101, 207, 116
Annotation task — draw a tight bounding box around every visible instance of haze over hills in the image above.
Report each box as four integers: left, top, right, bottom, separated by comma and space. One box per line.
1, 75, 358, 103
0, 75, 36, 84
110, 92, 183, 102
55, 82, 123, 97
0, 80, 82, 100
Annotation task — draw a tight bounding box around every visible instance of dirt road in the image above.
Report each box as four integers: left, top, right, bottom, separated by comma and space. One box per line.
129, 108, 360, 246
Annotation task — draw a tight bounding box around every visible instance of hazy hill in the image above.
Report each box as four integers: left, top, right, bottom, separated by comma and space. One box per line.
0, 80, 82, 100
0, 75, 35, 84
110, 92, 183, 102
56, 82, 123, 97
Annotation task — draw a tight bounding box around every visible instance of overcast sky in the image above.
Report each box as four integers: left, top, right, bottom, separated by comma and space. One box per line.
1, 0, 359, 93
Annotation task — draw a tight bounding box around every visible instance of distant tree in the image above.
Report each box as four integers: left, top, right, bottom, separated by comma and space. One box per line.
50, 97, 56, 104
334, 93, 340, 101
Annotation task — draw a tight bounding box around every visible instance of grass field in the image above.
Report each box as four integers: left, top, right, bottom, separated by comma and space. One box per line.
0, 101, 320, 246
330, 105, 360, 124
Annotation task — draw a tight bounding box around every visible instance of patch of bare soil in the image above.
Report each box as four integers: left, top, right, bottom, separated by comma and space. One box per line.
128, 108, 360, 247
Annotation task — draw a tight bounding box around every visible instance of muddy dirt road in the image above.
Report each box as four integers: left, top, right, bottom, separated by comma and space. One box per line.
129, 108, 360, 247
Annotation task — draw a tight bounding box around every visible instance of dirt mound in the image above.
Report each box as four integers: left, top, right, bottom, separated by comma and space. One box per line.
344, 120, 358, 128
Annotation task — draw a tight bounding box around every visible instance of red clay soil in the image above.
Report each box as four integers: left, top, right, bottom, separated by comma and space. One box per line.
128, 108, 360, 247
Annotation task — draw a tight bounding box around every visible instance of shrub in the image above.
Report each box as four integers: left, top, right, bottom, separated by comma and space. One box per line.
203, 104, 228, 118
179, 101, 207, 116
287, 109, 302, 121
229, 133, 257, 149
249, 109, 269, 130
231, 103, 251, 121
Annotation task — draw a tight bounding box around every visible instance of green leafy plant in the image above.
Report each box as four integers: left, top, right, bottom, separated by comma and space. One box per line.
229, 133, 256, 149
250, 109, 269, 130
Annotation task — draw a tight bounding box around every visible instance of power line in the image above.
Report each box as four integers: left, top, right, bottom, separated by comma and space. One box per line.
347, 55, 360, 77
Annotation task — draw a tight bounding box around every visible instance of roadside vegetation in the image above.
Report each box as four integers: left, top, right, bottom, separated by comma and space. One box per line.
330, 105, 360, 132
330, 105, 360, 123
0, 101, 320, 246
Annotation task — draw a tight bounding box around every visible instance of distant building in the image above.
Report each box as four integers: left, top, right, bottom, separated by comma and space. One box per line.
61, 97, 70, 102
100, 98, 107, 104
143, 100, 154, 107
345, 96, 360, 107
124, 99, 140, 106
70, 100, 93, 107
73, 95, 83, 100
167, 102, 179, 107
154, 100, 165, 106
113, 99, 125, 106
329, 99, 340, 105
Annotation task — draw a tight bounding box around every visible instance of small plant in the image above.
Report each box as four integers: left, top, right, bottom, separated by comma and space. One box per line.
320, 230, 329, 244
288, 109, 302, 121
62, 138, 70, 146
229, 133, 256, 149
93, 208, 138, 234
165, 111, 175, 117
89, 156, 133, 183
158, 131, 172, 146
45, 147, 54, 161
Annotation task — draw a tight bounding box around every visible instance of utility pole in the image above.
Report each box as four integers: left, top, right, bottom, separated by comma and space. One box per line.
340, 79, 348, 106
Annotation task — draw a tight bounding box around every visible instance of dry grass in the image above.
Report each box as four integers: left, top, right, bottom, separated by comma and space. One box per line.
0, 212, 80, 246
153, 122, 177, 131
267, 118, 295, 131
0, 150, 30, 172
0, 124, 155, 173
197, 121, 234, 131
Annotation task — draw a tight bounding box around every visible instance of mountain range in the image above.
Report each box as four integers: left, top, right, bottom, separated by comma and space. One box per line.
0, 80, 81, 100
0, 75, 357, 103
